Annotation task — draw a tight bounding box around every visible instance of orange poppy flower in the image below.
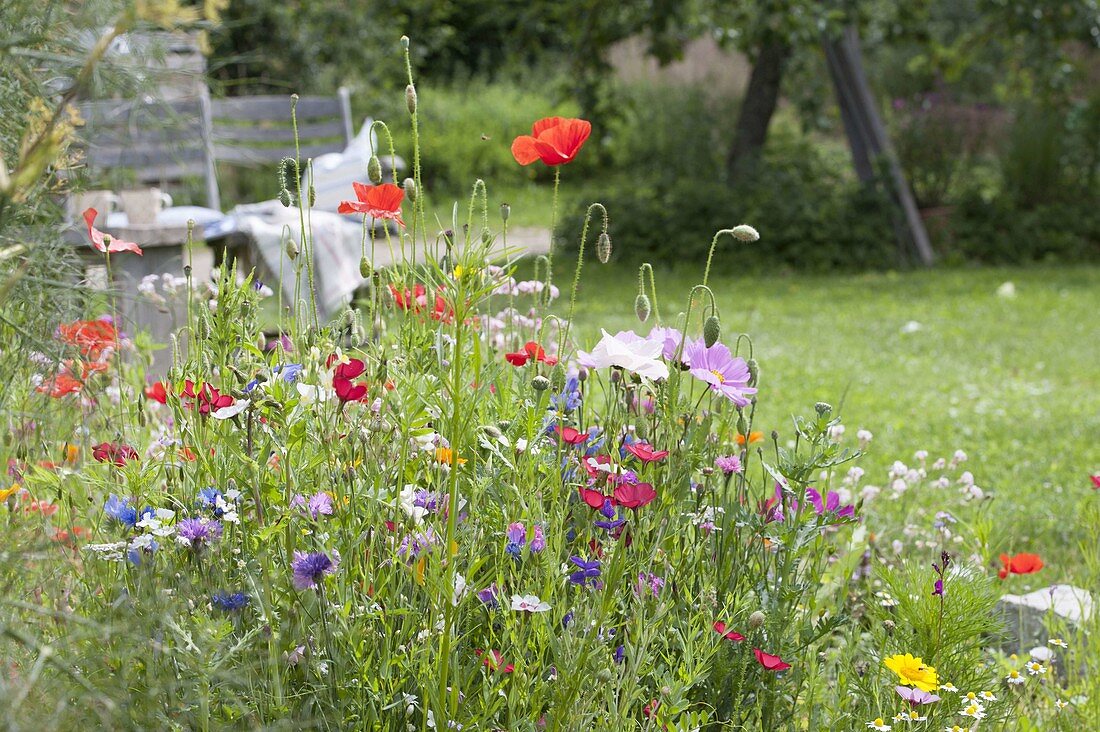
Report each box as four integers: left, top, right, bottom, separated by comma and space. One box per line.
435, 447, 467, 466
337, 182, 405, 226
511, 117, 591, 167
83, 208, 142, 255
57, 319, 117, 360
736, 431, 764, 446
998, 552, 1044, 579
36, 371, 85, 398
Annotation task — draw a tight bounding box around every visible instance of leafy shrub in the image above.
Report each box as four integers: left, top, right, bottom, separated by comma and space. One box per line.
559, 134, 897, 272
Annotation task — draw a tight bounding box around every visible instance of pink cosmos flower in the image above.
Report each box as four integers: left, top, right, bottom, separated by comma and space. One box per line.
684, 340, 756, 406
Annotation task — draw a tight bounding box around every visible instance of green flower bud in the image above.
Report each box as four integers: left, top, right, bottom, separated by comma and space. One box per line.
278, 188, 292, 208
400, 36, 410, 50
635, 293, 651, 322
815, 401, 833, 417
405, 84, 417, 116
307, 184, 316, 207
577, 367, 588, 383
748, 611, 766, 629
703, 315, 720, 347
747, 358, 759, 387
359, 257, 372, 278
500, 202, 511, 222
285, 237, 299, 260
531, 375, 551, 392
596, 231, 612, 263
550, 363, 566, 391
732, 224, 760, 242
403, 177, 418, 203
368, 156, 383, 185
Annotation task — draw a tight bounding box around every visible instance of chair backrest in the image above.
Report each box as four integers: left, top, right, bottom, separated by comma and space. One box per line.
78, 91, 220, 209
210, 88, 354, 167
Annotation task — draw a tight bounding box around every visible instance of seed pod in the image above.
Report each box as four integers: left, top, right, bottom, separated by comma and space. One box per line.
307, 184, 316, 207
732, 224, 760, 242
634, 293, 651, 322
405, 84, 417, 115
703, 315, 720, 347
747, 358, 759, 387
403, 177, 417, 202
400, 36, 410, 50
359, 256, 372, 278
596, 231, 611, 263
500, 202, 511, 222
368, 156, 383, 184
285, 237, 299, 260
278, 188, 292, 208
531, 375, 550, 392
748, 611, 766, 629
577, 367, 588, 383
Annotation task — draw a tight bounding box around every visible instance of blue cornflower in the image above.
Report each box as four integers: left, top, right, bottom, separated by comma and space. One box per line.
291, 550, 338, 590
276, 363, 304, 383
613, 644, 625, 664
104, 494, 138, 527
583, 427, 605, 457
568, 556, 602, 587
550, 375, 581, 413
504, 522, 526, 558
562, 610, 575, 629
212, 592, 251, 612
198, 487, 225, 516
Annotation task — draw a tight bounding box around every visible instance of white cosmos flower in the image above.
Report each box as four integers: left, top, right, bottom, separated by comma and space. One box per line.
511, 594, 551, 613
576, 330, 669, 381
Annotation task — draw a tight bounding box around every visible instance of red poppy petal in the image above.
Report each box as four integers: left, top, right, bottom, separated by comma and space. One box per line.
352, 181, 373, 202
511, 135, 541, 166
505, 352, 529, 366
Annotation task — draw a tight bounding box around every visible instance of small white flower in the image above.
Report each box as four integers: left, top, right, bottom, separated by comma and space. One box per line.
452, 573, 467, 606
1026, 661, 1047, 676
511, 594, 551, 613
979, 690, 996, 701
1005, 669, 1025, 685
856, 429, 873, 446
940, 682, 958, 693
1055, 699, 1070, 710
1030, 646, 1054, 662
1049, 638, 1068, 649
959, 702, 986, 720
996, 281, 1016, 298
827, 424, 846, 442
866, 718, 891, 731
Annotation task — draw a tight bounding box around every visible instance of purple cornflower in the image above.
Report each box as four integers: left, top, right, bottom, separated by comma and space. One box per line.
175, 517, 222, 548
505, 522, 526, 557
715, 454, 742, 475
613, 644, 625, 664
291, 550, 338, 590
476, 584, 500, 609
683, 340, 757, 406
104, 494, 138, 527
397, 527, 439, 560
805, 488, 855, 518
292, 491, 334, 520
562, 610, 575, 629
212, 592, 250, 611
568, 556, 602, 587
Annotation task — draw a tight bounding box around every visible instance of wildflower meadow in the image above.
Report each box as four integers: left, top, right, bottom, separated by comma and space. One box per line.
2, 16, 1100, 732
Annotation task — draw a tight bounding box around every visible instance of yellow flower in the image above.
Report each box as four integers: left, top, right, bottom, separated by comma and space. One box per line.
0, 483, 21, 502
883, 653, 939, 692
435, 447, 467, 466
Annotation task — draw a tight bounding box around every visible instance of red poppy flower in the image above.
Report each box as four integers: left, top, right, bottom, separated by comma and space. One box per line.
613, 481, 656, 509
25, 500, 58, 517
57, 319, 117, 360
1091, 474, 1100, 489
511, 117, 592, 167
998, 552, 1044, 579
713, 621, 745, 642
332, 358, 366, 381
181, 380, 234, 415
555, 425, 588, 445
505, 341, 559, 367
54, 526, 90, 544
390, 283, 427, 311
579, 486, 610, 510
642, 699, 660, 719
92, 441, 139, 466
337, 182, 405, 226
36, 371, 85, 398
82, 208, 143, 255
754, 648, 791, 671
475, 648, 514, 673
624, 442, 668, 463
144, 381, 169, 403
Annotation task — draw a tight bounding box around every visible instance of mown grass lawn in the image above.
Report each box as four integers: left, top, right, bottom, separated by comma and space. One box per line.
557, 263, 1100, 577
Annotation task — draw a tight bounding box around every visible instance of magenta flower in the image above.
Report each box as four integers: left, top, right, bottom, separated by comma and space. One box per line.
715, 454, 742, 475
805, 487, 855, 518
683, 340, 756, 406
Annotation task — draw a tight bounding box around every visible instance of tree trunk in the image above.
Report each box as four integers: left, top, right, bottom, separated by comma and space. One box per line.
726, 38, 792, 182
